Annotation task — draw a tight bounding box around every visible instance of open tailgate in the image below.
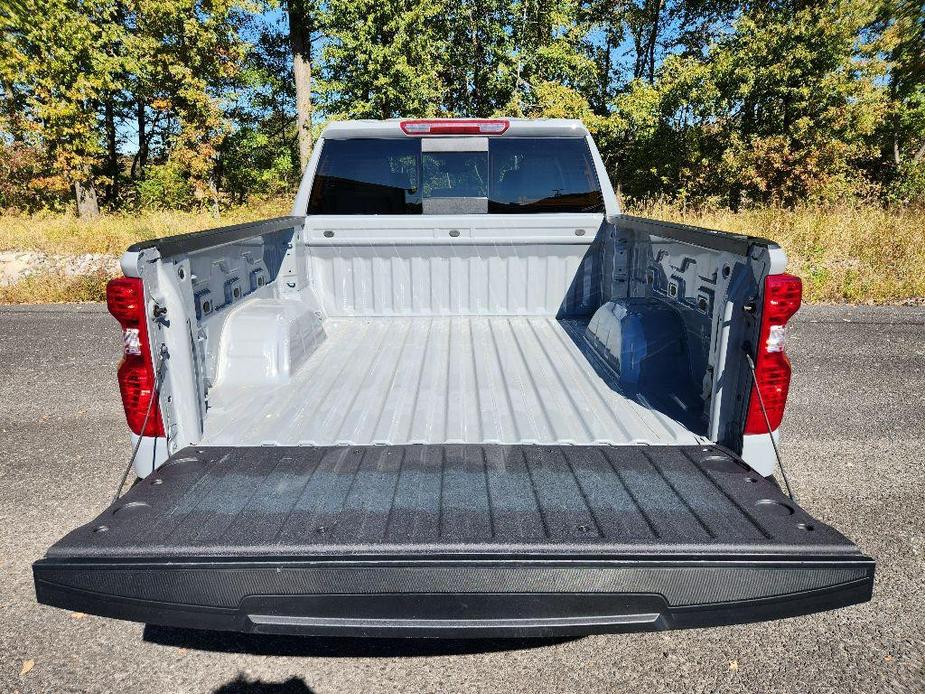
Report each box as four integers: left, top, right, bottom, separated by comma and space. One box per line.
34, 444, 873, 637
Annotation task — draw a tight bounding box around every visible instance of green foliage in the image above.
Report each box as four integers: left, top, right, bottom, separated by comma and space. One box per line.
438, 0, 515, 116
0, 141, 69, 211
707, 2, 886, 205
606, 2, 892, 207
317, 0, 447, 119
1, 0, 924, 211
886, 161, 925, 206
1, 0, 127, 204
219, 13, 299, 200
136, 160, 196, 209
220, 127, 298, 202
126, 0, 250, 202
501, 0, 600, 116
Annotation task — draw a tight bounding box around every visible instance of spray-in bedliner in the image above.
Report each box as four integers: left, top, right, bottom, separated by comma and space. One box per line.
46, 444, 861, 559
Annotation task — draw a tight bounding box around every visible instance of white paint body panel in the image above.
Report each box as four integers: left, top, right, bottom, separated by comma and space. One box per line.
741, 431, 780, 477
130, 434, 169, 477
214, 295, 325, 386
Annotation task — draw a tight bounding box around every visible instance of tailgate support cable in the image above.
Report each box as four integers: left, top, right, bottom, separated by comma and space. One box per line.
744, 352, 796, 501
112, 347, 167, 504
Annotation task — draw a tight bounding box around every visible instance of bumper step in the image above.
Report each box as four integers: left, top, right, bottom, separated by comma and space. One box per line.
34, 556, 874, 637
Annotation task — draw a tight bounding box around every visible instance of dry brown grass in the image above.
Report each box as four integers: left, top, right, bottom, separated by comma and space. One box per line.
629, 202, 925, 304
0, 268, 111, 303
1, 199, 922, 304
0, 199, 291, 303
0, 198, 290, 256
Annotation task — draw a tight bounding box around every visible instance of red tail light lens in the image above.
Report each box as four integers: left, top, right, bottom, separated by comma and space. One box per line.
106, 277, 143, 322
106, 277, 164, 437
400, 119, 509, 135
744, 273, 802, 434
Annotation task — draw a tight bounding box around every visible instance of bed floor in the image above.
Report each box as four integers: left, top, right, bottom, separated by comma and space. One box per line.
200, 317, 704, 447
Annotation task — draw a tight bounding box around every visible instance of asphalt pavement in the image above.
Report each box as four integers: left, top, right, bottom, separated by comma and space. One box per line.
1, 303, 923, 693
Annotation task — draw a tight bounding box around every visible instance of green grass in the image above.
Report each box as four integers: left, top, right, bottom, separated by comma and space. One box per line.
1, 200, 923, 304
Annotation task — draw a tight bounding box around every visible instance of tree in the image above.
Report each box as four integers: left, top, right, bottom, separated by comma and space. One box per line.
286, 0, 314, 170
220, 13, 299, 200
317, 0, 447, 119
438, 0, 514, 116
708, 1, 886, 205
603, 0, 890, 206
502, 0, 600, 116
2, 0, 127, 217
0, 0, 921, 212
0, 0, 29, 143
869, 0, 925, 203
125, 0, 249, 209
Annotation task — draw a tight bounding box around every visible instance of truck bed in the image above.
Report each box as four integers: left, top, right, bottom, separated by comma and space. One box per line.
201, 317, 703, 447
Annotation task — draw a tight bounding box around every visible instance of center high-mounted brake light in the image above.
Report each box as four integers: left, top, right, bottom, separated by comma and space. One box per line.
107, 277, 165, 437
744, 273, 802, 434
400, 119, 509, 135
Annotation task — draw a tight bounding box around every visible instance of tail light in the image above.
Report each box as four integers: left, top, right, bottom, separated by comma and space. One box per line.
744, 273, 802, 434
107, 277, 164, 437
400, 119, 509, 135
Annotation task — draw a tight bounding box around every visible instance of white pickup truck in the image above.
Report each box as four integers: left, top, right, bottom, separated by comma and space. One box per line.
35, 118, 873, 637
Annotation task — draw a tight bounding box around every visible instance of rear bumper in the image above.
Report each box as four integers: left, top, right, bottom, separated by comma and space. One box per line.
34, 555, 874, 638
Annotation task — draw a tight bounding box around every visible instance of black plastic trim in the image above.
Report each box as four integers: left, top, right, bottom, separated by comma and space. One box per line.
34, 556, 874, 637
43, 444, 862, 561
127, 216, 304, 258
615, 214, 777, 255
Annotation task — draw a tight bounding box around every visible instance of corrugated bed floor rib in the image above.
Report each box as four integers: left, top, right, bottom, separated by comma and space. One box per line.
49, 445, 856, 559
201, 317, 703, 447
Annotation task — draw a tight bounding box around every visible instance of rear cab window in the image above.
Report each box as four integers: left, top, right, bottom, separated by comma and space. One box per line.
307, 137, 604, 215
307, 139, 422, 214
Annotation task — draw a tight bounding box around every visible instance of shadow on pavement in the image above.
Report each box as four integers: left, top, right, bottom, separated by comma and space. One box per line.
214, 674, 315, 693
143, 624, 576, 658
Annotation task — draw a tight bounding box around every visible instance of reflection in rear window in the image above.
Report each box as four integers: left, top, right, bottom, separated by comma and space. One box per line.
307, 139, 421, 214
308, 137, 604, 215
422, 152, 488, 198
489, 139, 603, 213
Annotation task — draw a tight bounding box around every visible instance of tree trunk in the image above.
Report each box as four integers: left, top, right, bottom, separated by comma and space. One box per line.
288, 0, 313, 172
209, 172, 220, 218
599, 32, 613, 115
913, 139, 925, 165
645, 0, 663, 83
2, 78, 21, 142
470, 4, 483, 116
104, 96, 119, 204
131, 98, 148, 180
632, 34, 645, 80
75, 180, 100, 219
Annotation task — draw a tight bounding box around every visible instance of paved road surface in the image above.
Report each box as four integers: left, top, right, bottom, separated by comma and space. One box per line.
1, 304, 923, 693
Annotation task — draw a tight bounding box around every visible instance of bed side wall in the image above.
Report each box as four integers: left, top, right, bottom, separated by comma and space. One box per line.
611, 217, 778, 453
